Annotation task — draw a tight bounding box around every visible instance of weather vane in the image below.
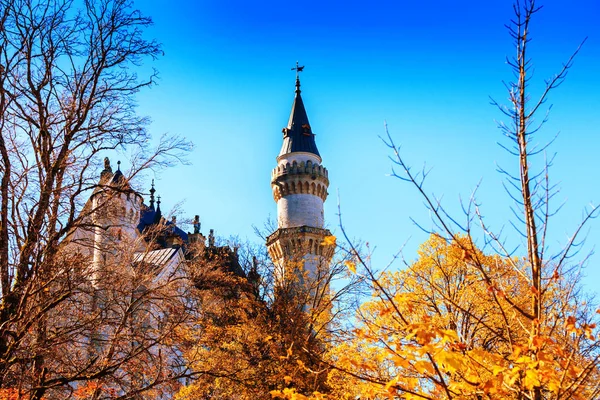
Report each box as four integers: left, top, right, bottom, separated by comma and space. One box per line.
291, 61, 304, 92
291, 61, 304, 78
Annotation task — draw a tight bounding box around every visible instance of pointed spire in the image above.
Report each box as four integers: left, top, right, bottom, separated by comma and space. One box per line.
279, 63, 320, 158
153, 195, 162, 224
292, 61, 303, 94
149, 179, 156, 210
109, 159, 126, 186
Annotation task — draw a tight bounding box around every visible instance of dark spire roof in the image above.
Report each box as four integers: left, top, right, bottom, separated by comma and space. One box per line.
153, 195, 162, 224
107, 160, 134, 193
279, 69, 320, 158
111, 160, 125, 184
136, 189, 189, 247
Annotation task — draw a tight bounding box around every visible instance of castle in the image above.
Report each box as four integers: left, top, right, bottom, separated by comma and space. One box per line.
70, 69, 332, 283
53, 68, 334, 399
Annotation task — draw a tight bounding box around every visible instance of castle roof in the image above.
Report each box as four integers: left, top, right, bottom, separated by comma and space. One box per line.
92, 158, 136, 199
110, 168, 128, 188
137, 186, 189, 247
137, 207, 189, 243
279, 76, 320, 158
133, 247, 180, 269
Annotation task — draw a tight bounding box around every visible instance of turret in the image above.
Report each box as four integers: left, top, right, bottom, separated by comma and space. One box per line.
91, 158, 143, 276
266, 66, 334, 279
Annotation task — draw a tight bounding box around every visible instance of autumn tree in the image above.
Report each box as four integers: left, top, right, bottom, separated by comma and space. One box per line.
327, 235, 600, 399
0, 0, 191, 398
176, 236, 363, 400
311, 1, 600, 399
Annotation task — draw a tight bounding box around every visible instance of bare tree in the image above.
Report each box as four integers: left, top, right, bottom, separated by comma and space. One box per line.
0, 0, 191, 398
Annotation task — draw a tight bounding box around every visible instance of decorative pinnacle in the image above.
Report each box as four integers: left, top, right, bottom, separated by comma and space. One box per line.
100, 157, 112, 180
149, 179, 156, 208
103, 157, 112, 172
291, 61, 304, 93
117, 160, 121, 171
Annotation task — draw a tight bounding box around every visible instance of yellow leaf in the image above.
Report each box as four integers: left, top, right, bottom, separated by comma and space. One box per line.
438, 352, 462, 373
524, 369, 541, 389
548, 379, 560, 394
392, 356, 411, 369
413, 360, 434, 375
321, 235, 336, 246
385, 375, 399, 390
492, 365, 505, 376
344, 260, 356, 274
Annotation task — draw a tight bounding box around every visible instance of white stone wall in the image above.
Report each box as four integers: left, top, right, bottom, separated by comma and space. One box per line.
302, 254, 326, 278
271, 253, 329, 286
119, 192, 142, 239
277, 194, 324, 228
91, 191, 143, 275
277, 151, 321, 167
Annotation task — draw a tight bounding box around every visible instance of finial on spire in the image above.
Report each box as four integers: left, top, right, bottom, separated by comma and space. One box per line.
116, 160, 121, 171
291, 61, 304, 93
149, 179, 156, 209
103, 157, 112, 172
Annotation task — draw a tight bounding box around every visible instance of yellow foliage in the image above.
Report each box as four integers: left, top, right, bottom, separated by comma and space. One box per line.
270, 388, 327, 400
326, 234, 600, 399
0, 389, 22, 400
176, 260, 335, 398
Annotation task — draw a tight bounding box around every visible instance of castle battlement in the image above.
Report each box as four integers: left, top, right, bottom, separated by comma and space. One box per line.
271, 160, 329, 202
266, 225, 335, 263
271, 160, 329, 181
271, 176, 328, 202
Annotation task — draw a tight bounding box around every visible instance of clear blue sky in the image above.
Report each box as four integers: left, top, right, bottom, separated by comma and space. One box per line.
130, 0, 600, 293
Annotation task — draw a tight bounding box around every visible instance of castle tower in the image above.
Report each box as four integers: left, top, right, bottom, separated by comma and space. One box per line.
91, 158, 143, 274
266, 67, 334, 280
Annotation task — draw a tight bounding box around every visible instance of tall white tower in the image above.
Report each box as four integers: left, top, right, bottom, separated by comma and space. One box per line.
266, 66, 334, 279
